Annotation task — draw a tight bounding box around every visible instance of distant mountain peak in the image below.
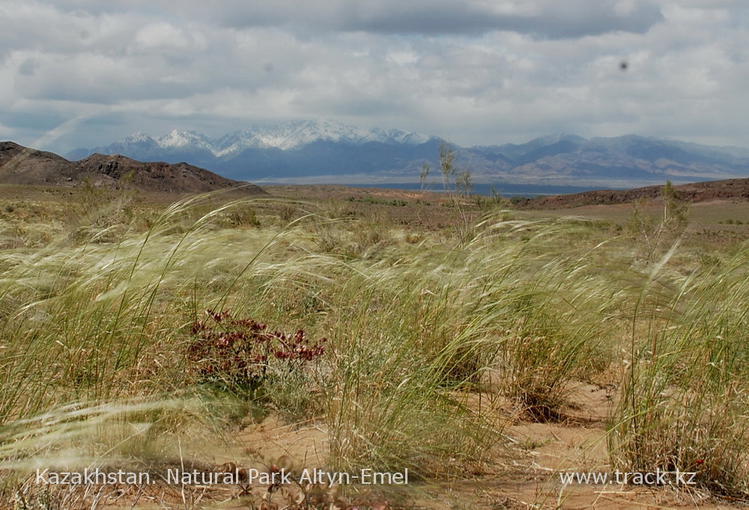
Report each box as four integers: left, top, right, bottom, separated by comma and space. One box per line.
157, 129, 212, 150
123, 132, 155, 144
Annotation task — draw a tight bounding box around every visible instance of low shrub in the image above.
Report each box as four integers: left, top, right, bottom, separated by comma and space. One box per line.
186, 310, 326, 393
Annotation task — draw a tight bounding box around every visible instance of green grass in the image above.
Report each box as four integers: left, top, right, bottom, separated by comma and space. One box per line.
0, 188, 748, 506
609, 245, 749, 496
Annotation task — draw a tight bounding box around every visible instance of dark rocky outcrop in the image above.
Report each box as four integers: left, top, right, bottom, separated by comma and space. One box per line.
0, 141, 265, 194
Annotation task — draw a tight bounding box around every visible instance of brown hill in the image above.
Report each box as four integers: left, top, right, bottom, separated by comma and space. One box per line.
0, 141, 265, 194
518, 178, 749, 209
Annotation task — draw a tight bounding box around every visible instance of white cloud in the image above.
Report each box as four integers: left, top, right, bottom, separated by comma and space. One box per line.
0, 0, 747, 151
133, 23, 192, 51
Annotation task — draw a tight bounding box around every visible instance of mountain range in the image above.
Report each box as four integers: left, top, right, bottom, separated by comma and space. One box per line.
68, 121, 749, 187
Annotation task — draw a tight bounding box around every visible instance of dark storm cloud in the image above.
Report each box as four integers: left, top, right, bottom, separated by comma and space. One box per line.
47, 0, 664, 38
192, 0, 664, 38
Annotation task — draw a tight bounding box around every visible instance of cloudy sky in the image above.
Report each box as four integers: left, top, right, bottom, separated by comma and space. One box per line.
1, 0, 748, 152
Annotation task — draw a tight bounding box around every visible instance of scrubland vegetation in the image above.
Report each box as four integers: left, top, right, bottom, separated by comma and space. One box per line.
0, 181, 748, 508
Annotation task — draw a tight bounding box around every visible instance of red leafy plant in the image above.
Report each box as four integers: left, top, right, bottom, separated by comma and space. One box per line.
186, 309, 326, 391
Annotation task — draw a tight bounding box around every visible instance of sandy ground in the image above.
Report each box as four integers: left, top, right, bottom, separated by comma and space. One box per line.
45, 382, 741, 509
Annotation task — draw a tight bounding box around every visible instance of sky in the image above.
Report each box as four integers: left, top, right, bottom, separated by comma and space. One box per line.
1, 0, 748, 152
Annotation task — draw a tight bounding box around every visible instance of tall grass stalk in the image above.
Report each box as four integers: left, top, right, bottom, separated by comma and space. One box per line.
610, 246, 749, 497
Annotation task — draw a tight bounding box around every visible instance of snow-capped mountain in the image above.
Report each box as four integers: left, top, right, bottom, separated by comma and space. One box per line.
72, 121, 432, 160
67, 122, 749, 186
211, 120, 430, 154
123, 132, 155, 144
157, 129, 214, 152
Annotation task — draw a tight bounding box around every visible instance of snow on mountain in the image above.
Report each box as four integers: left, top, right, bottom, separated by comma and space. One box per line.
209, 120, 431, 154
98, 121, 432, 158
123, 132, 156, 144
157, 129, 213, 151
